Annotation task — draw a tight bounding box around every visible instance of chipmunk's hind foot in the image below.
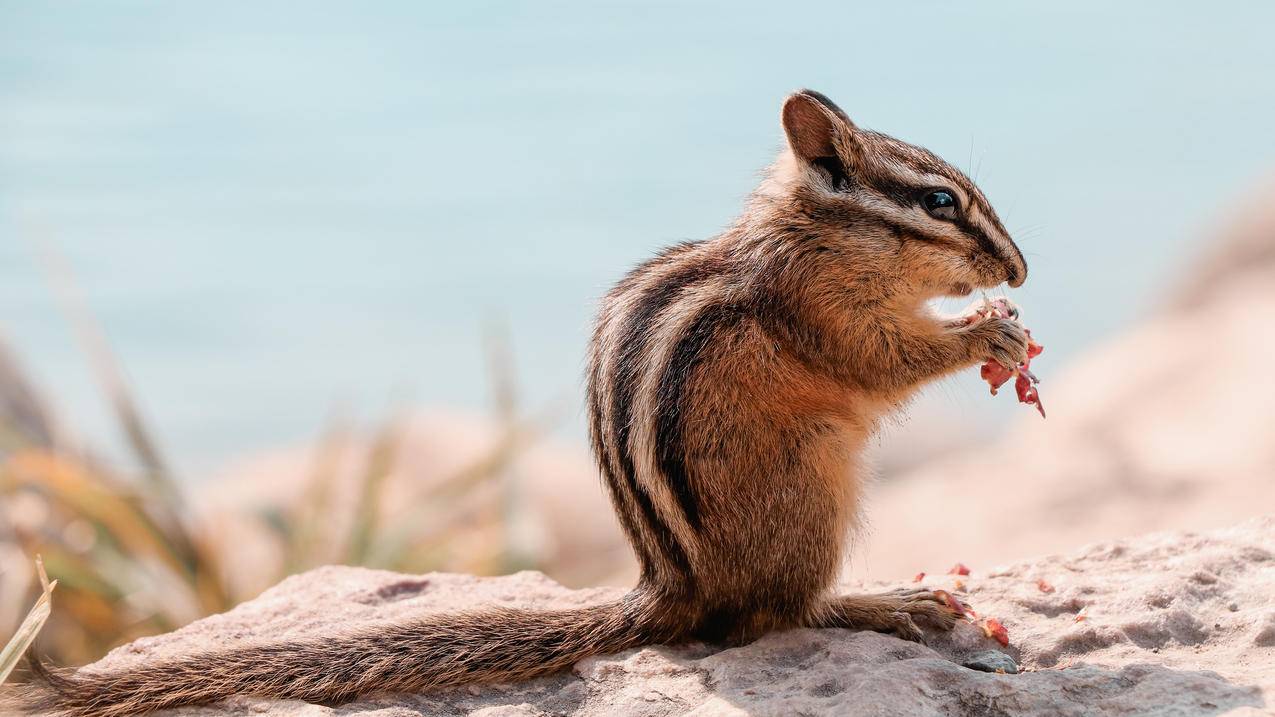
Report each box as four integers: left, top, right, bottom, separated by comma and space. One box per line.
816, 590, 961, 642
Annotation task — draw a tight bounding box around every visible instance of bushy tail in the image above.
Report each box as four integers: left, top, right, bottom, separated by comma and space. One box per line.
3, 593, 664, 717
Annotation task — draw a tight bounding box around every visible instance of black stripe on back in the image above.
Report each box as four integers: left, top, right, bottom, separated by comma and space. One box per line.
587, 358, 657, 580
653, 302, 742, 532
608, 256, 720, 584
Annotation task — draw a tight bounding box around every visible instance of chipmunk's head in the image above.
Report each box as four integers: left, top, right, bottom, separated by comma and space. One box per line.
767, 89, 1026, 296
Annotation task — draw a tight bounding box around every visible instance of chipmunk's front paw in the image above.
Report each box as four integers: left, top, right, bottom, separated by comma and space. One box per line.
969, 317, 1029, 368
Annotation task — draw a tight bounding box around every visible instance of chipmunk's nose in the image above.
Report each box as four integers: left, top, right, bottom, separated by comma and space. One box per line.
1004, 247, 1027, 288
1006, 261, 1026, 288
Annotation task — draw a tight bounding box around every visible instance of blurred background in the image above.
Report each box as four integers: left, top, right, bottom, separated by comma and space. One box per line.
3, 1, 1274, 665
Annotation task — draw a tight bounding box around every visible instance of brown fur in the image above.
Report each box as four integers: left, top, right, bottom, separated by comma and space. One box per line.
2, 90, 1028, 716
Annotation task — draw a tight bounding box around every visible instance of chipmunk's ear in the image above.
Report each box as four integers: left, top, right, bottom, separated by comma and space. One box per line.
781, 90, 860, 187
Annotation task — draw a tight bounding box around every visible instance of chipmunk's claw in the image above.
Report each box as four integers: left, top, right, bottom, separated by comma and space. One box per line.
899, 590, 962, 632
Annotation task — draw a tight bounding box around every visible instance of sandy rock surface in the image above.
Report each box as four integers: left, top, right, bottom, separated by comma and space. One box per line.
75, 517, 1274, 716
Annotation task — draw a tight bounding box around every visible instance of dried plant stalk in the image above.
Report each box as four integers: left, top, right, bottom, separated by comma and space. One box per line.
0, 557, 57, 684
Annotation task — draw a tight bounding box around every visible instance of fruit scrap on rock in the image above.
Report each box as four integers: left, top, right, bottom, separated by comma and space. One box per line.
913, 572, 926, 583
979, 617, 1010, 647
1036, 578, 1056, 594
948, 563, 971, 576
967, 298, 1046, 418
933, 589, 1010, 646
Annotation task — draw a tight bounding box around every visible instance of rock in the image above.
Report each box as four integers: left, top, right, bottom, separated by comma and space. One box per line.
962, 649, 1018, 674
1254, 611, 1275, 647
57, 517, 1274, 716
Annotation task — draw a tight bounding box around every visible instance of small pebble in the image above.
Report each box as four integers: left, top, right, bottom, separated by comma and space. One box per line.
963, 650, 1019, 675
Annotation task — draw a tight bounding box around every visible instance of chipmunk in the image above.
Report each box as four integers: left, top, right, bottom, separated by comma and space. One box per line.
6, 89, 1028, 716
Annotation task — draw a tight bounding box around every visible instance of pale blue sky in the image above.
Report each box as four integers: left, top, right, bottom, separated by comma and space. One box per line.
3, 2, 1274, 476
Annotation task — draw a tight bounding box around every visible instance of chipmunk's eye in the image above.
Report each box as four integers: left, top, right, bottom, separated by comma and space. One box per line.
922, 190, 958, 220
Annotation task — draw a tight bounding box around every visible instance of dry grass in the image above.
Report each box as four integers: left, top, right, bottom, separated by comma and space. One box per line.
0, 557, 55, 685
0, 251, 548, 667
